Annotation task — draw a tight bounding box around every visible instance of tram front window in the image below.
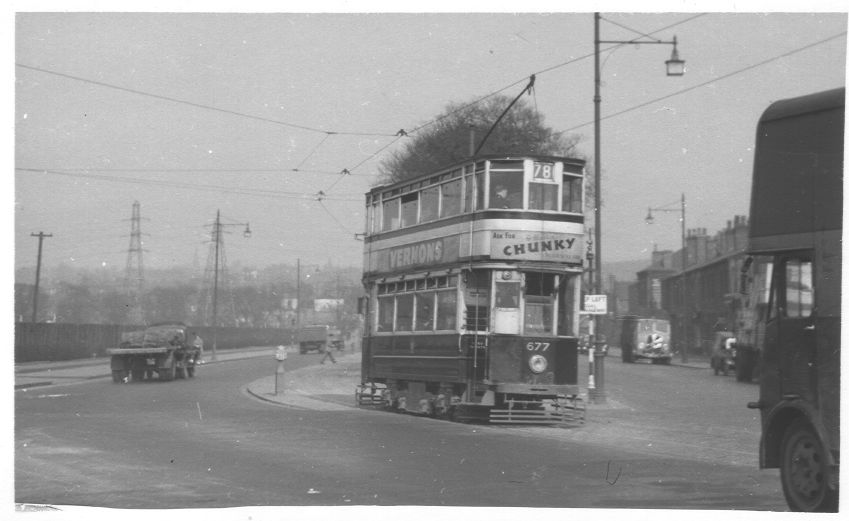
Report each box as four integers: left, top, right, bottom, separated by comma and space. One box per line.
525, 272, 556, 335
489, 170, 523, 209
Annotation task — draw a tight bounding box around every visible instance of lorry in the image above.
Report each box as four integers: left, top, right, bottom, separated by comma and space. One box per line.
107, 322, 202, 383
744, 87, 842, 512
298, 324, 344, 354
618, 316, 672, 364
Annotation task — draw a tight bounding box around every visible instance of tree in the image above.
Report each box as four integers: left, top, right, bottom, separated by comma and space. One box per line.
378, 94, 582, 184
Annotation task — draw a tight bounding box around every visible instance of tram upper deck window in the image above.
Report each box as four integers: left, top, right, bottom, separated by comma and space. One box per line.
420, 185, 440, 223
382, 197, 400, 231
489, 160, 524, 209
475, 162, 486, 211
400, 193, 419, 228
442, 178, 462, 217
562, 172, 583, 213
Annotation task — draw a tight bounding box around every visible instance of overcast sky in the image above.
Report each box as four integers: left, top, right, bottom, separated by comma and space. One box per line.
12, 3, 848, 275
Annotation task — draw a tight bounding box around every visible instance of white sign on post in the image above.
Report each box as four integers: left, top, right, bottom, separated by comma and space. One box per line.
584, 294, 608, 315
275, 346, 287, 361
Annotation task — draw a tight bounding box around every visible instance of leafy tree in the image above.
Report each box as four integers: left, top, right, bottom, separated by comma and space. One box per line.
378, 94, 582, 184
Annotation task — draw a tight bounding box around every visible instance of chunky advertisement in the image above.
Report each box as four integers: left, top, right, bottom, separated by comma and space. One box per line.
490, 231, 583, 264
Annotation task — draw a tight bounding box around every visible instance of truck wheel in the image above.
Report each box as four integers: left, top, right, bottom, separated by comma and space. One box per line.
780, 419, 838, 512
112, 370, 127, 383
131, 369, 145, 382
187, 366, 195, 378
621, 348, 633, 363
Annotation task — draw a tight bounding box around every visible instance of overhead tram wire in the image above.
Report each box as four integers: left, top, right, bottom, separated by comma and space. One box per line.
324, 13, 711, 189
294, 134, 332, 172
46, 167, 344, 176
15, 63, 396, 139
561, 30, 847, 134
16, 167, 361, 202
18, 14, 713, 208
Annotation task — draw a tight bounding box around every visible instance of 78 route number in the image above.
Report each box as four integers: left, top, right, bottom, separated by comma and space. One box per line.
526, 341, 550, 351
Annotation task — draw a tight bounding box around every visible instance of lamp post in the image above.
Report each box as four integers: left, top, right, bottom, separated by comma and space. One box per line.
593, 12, 685, 295
645, 193, 688, 362
209, 209, 251, 361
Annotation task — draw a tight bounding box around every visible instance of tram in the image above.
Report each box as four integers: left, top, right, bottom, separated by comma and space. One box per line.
356, 155, 586, 424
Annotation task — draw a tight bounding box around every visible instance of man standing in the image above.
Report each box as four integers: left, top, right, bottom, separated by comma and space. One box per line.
191, 332, 204, 361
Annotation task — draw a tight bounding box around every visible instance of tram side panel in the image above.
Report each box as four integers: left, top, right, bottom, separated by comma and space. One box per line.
367, 333, 466, 383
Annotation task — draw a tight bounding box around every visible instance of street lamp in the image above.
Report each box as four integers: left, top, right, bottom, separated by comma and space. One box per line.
209, 209, 251, 360
593, 12, 685, 295
645, 193, 688, 362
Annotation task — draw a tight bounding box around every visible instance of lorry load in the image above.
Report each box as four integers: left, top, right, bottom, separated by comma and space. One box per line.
298, 325, 344, 354
107, 322, 202, 383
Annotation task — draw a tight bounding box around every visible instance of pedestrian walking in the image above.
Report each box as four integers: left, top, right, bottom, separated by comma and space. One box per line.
320, 342, 336, 364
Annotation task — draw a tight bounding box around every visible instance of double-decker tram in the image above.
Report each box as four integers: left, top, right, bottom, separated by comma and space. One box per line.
356, 155, 586, 424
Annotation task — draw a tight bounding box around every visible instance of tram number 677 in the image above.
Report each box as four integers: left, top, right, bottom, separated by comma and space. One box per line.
526, 342, 550, 351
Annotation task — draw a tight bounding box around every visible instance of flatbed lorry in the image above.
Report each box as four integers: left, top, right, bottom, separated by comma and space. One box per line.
298, 324, 343, 354
107, 322, 201, 382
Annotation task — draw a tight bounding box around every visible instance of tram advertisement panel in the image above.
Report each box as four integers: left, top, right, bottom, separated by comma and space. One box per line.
490, 231, 583, 264
372, 236, 461, 273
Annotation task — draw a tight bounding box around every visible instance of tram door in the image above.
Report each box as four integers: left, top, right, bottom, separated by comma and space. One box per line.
492, 270, 521, 334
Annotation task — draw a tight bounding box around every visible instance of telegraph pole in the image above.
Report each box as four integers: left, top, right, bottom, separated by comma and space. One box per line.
30, 232, 52, 323
201, 210, 250, 361
212, 210, 221, 361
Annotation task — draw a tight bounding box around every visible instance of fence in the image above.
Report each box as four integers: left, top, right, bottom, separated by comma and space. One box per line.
14, 322, 295, 363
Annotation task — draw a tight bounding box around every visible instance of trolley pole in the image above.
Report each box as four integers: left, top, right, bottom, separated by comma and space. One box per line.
30, 232, 52, 323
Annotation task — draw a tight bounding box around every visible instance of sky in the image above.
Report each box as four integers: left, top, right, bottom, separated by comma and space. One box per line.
11, 2, 848, 277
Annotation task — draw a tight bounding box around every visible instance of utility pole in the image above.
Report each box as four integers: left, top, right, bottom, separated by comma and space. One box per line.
30, 232, 52, 323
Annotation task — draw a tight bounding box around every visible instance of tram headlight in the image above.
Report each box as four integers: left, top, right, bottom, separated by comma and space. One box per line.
529, 354, 548, 374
